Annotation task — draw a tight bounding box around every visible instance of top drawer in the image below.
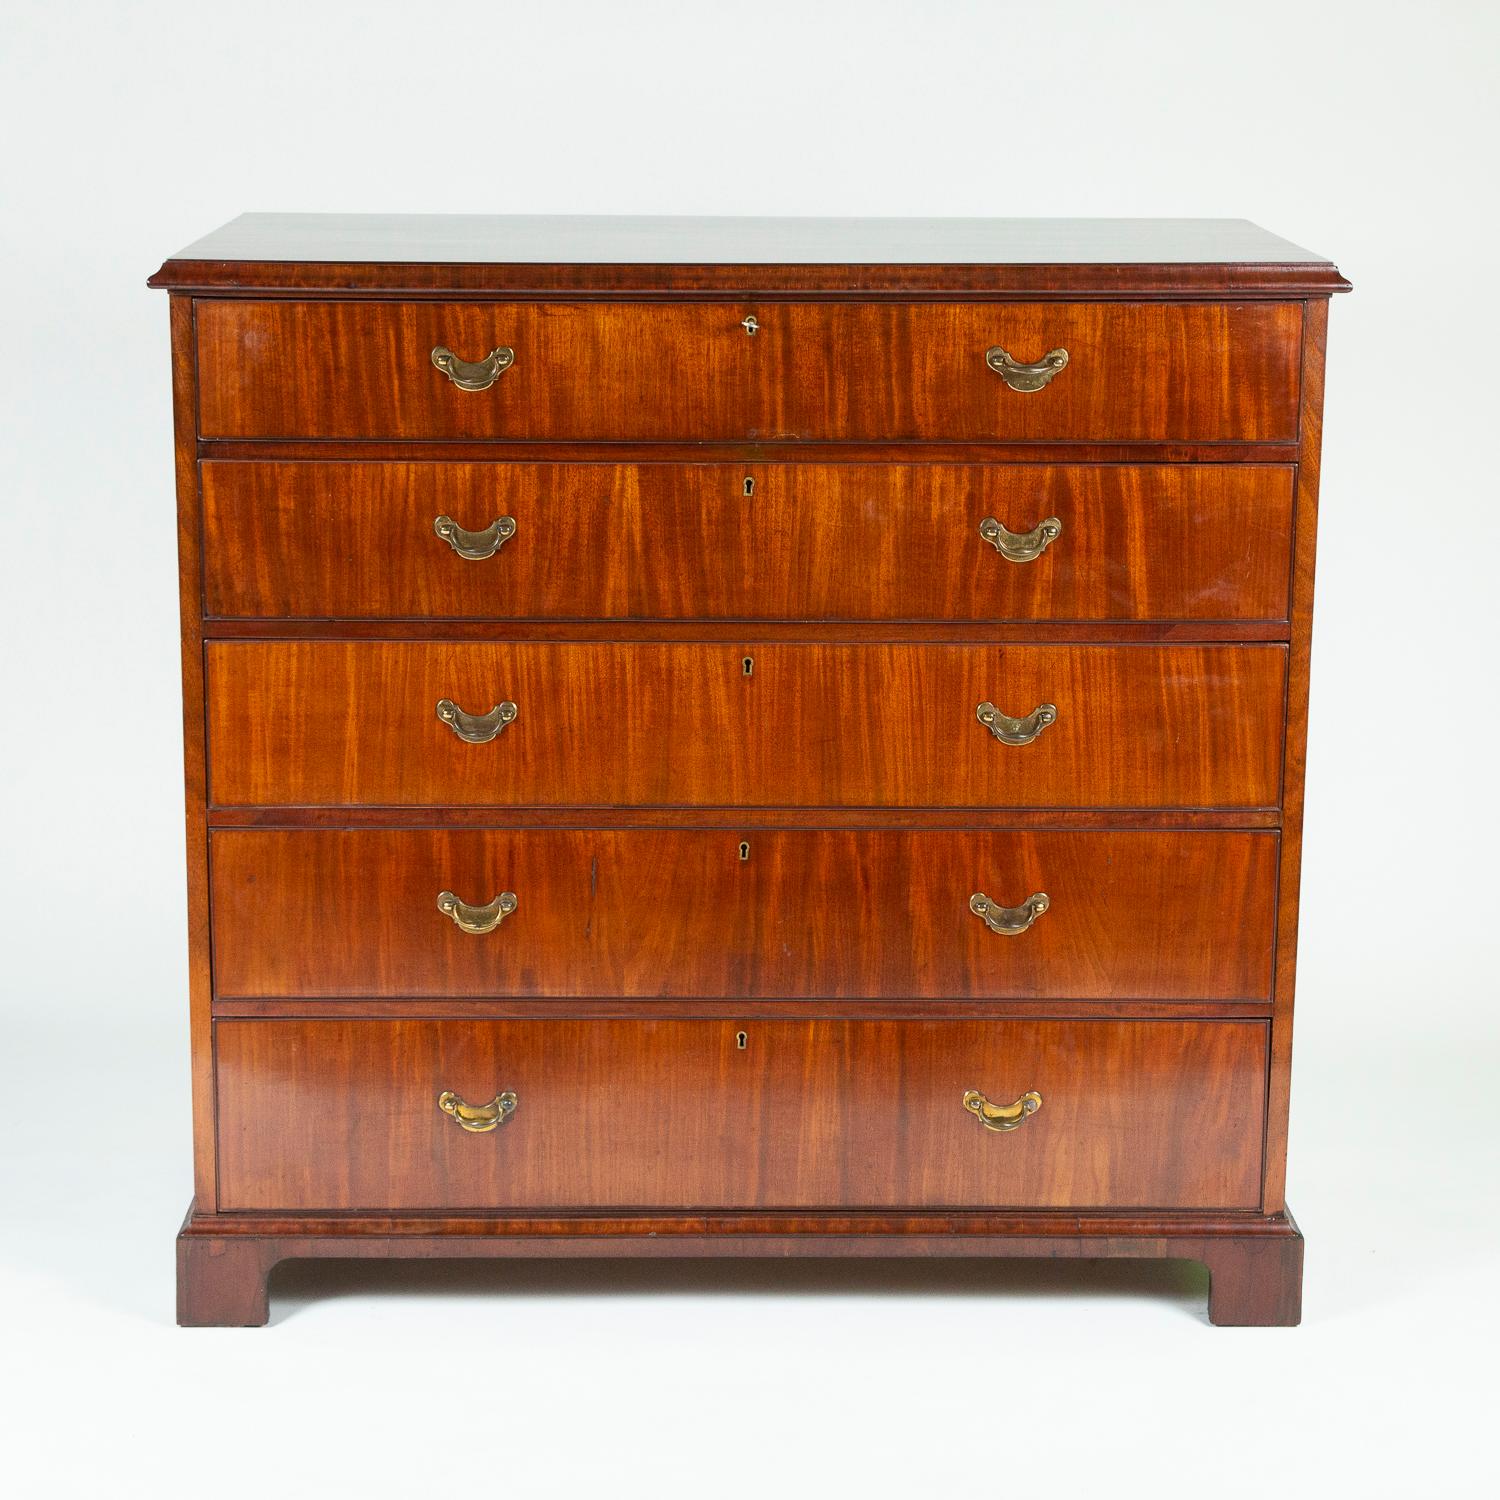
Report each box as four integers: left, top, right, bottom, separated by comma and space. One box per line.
194, 300, 1303, 443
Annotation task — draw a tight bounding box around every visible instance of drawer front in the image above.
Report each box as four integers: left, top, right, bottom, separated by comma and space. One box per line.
195, 300, 1302, 442
210, 828, 1278, 1001
206, 642, 1286, 809
214, 1018, 1267, 1211
202, 461, 1295, 623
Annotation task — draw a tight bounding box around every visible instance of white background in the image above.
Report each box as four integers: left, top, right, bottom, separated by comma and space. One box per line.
2, 1, 1497, 1494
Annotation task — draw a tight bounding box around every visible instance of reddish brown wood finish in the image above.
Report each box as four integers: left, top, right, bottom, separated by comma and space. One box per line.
211, 806, 1281, 831
150, 213, 1349, 304
213, 999, 1275, 1021
177, 1228, 275, 1328
203, 618, 1293, 645
159, 260, 1346, 300
213, 1018, 1267, 1212
1262, 298, 1330, 1215
205, 641, 1287, 809
176, 1207, 1303, 1327
167, 295, 217, 1211
201, 437, 1303, 466
209, 827, 1278, 1001
155, 217, 1342, 1327
194, 301, 1304, 443
201, 461, 1295, 624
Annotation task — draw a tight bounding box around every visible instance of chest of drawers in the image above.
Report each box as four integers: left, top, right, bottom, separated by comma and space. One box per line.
151, 215, 1347, 1325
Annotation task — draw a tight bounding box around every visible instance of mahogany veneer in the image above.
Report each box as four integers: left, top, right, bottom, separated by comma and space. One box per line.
195, 299, 1302, 442
209, 828, 1278, 1001
214, 1019, 1267, 1211
205, 641, 1287, 810
201, 461, 1296, 624
153, 214, 1346, 1325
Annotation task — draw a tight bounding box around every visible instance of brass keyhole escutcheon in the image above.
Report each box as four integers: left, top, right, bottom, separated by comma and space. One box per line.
741, 314, 759, 335
742, 656, 754, 676
743, 476, 756, 497
736, 1030, 748, 1050
738, 841, 750, 862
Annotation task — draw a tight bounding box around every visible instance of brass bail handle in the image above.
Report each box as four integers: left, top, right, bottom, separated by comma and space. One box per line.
434, 515, 516, 560
437, 890, 517, 935
985, 345, 1069, 392
438, 1090, 518, 1133
963, 1090, 1043, 1133
979, 515, 1062, 562
436, 699, 517, 744
431, 344, 516, 391
970, 891, 1050, 935
976, 702, 1056, 746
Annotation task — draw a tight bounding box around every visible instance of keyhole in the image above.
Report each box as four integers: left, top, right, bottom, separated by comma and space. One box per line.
741, 314, 759, 335
742, 476, 755, 497
742, 656, 754, 676
738, 841, 750, 862
736, 1031, 748, 1050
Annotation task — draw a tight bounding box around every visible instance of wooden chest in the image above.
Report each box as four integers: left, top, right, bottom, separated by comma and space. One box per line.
151, 215, 1348, 1325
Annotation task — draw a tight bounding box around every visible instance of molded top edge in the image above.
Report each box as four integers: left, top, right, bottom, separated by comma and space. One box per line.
149, 214, 1350, 293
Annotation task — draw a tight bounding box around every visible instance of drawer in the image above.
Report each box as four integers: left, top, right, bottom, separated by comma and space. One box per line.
201, 461, 1295, 623
194, 300, 1303, 442
210, 828, 1278, 1001
214, 1018, 1268, 1211
205, 642, 1286, 809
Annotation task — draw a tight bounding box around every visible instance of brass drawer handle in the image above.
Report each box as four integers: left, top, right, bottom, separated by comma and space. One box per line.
963, 1089, 1042, 1132
438, 1090, 518, 1133
434, 515, 516, 560
436, 698, 517, 743
431, 345, 515, 391
437, 890, 517, 934
979, 515, 1062, 562
970, 891, 1050, 935
985, 345, 1068, 392
976, 701, 1056, 745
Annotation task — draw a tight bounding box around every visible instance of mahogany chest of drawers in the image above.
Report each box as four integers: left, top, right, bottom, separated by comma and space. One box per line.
150, 215, 1348, 1325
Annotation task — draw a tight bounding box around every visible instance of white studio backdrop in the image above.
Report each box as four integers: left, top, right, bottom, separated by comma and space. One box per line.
0, 1, 1495, 1495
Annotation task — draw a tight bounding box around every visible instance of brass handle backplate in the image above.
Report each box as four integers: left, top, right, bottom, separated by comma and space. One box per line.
438, 1090, 518, 1133
985, 345, 1069, 392
437, 699, 517, 743
431, 345, 516, 391
976, 701, 1057, 745
979, 515, 1062, 562
434, 515, 516, 560
963, 1089, 1042, 1132
970, 891, 1050, 935
438, 890, 517, 934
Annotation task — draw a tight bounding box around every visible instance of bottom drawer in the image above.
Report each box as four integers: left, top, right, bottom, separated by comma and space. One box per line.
216, 1019, 1267, 1212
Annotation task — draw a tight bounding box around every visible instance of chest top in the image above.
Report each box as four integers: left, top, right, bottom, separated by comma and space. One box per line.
149, 213, 1349, 297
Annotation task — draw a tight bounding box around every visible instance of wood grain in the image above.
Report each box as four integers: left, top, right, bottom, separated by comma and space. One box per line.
209, 828, 1278, 1001
151, 216, 1339, 1327
213, 1018, 1268, 1211
176, 1206, 1304, 1327
204, 641, 1287, 809
201, 461, 1295, 624
166, 295, 217, 1210
1262, 298, 1330, 1213
199, 437, 1304, 465
194, 300, 1304, 443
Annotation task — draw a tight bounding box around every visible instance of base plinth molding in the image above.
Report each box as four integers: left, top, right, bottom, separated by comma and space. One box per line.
176, 1204, 1303, 1327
